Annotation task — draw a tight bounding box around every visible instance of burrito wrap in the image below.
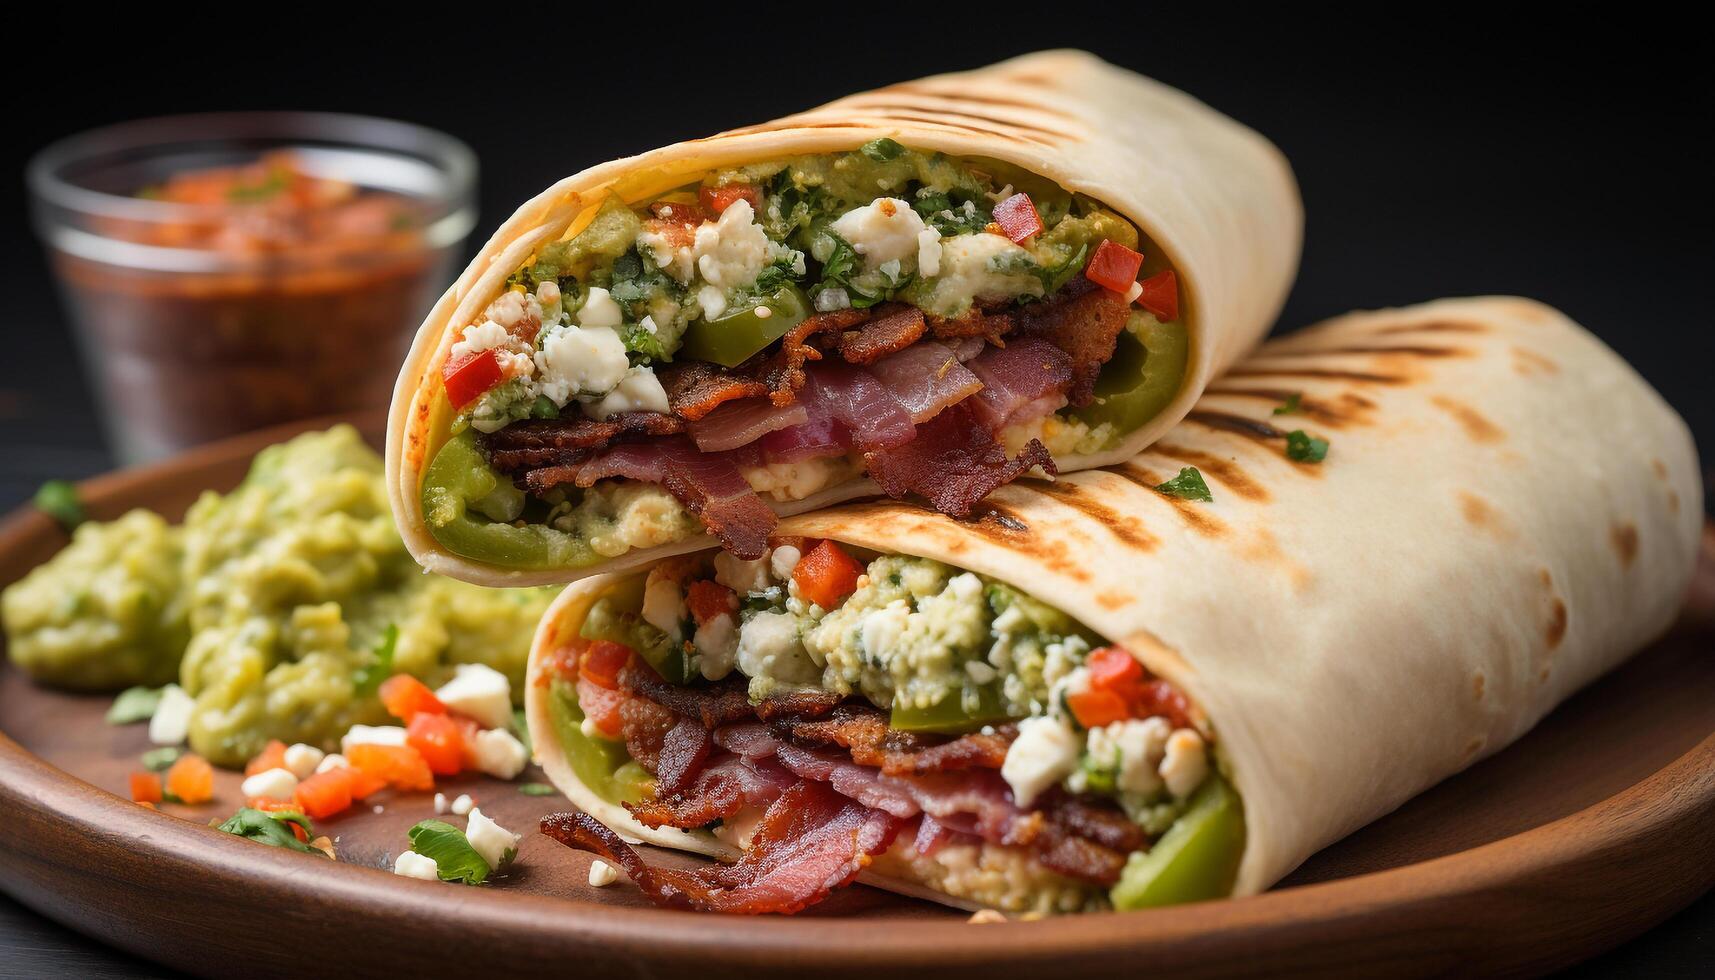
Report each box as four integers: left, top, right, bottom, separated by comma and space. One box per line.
390, 49, 1301, 587
526, 296, 1701, 902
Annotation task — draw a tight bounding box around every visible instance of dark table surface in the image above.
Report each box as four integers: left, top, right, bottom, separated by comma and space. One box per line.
2, 13, 1710, 978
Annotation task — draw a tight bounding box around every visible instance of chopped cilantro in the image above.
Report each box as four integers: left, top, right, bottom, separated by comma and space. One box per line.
34, 480, 86, 531
408, 819, 497, 885
518, 783, 557, 797
142, 746, 183, 772
859, 137, 905, 162
353, 624, 399, 696
106, 685, 165, 725
912, 190, 992, 236
1285, 430, 1329, 463
1154, 467, 1214, 502
1273, 393, 1302, 415
218, 807, 328, 857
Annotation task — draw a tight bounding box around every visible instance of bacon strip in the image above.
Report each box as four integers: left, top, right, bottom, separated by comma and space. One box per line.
835, 303, 926, 364
866, 402, 1057, 517
481, 414, 685, 470
1014, 281, 1132, 407
626, 753, 796, 831
771, 703, 1016, 776
542, 780, 903, 914
655, 717, 714, 796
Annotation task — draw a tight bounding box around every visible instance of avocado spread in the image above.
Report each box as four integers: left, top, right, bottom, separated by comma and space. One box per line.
1, 426, 555, 767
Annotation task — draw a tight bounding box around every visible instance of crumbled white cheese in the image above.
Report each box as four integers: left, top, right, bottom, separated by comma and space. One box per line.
1001, 715, 1083, 807
693, 199, 771, 293
1123, 281, 1143, 305
714, 552, 774, 595
576, 286, 624, 329
450, 794, 475, 816
472, 727, 528, 780
694, 612, 739, 681
282, 743, 325, 780
1159, 728, 1209, 799
534, 323, 629, 405
698, 283, 729, 320
464, 808, 519, 870
831, 198, 929, 271
586, 365, 669, 420
147, 684, 194, 746
917, 228, 944, 277
770, 545, 802, 582
736, 611, 820, 686
814, 286, 851, 312
637, 227, 695, 283
924, 233, 1044, 314
484, 289, 538, 329
315, 753, 350, 774
860, 601, 912, 663
435, 663, 513, 730
1086, 716, 1171, 797
240, 767, 298, 802
588, 859, 620, 887
341, 725, 408, 755
393, 850, 440, 881
641, 570, 687, 642
434, 792, 449, 815
450, 319, 513, 359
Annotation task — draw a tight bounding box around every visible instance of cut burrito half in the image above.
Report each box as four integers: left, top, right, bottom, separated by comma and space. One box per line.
525, 297, 1701, 915
389, 50, 1300, 587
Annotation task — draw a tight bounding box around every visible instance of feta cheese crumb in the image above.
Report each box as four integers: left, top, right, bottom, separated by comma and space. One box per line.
588, 859, 620, 887
393, 850, 440, 881
315, 753, 350, 774
693, 199, 771, 292
642, 571, 687, 641
813, 286, 851, 312
714, 551, 773, 595
576, 286, 624, 329
465, 808, 520, 870
534, 323, 629, 406
434, 792, 449, 815
341, 725, 407, 755
283, 743, 324, 780
450, 794, 475, 816
1123, 281, 1143, 305
770, 545, 801, 581
831, 197, 930, 271
1159, 728, 1209, 799
472, 728, 528, 780
695, 612, 740, 681
917, 228, 944, 277
1087, 717, 1171, 797
147, 684, 193, 746
587, 365, 670, 420
434, 663, 513, 730
1001, 715, 1083, 807
240, 767, 298, 802
450, 319, 513, 359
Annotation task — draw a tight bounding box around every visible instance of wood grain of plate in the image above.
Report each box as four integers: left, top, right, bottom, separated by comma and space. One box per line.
1, 415, 1712, 979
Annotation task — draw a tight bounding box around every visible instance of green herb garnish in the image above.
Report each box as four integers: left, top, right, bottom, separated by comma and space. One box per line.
217, 807, 327, 856
106, 685, 165, 725
353, 624, 399, 696
34, 480, 86, 531
1285, 430, 1329, 463
518, 783, 557, 797
859, 137, 905, 162
142, 746, 184, 772
1273, 393, 1302, 416
1154, 467, 1214, 502
407, 819, 494, 885
511, 708, 533, 758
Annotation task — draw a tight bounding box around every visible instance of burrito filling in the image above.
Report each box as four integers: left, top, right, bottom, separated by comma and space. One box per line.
539, 539, 1241, 915
422, 143, 1188, 569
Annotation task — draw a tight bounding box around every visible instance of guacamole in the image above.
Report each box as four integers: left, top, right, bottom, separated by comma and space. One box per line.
1, 426, 556, 767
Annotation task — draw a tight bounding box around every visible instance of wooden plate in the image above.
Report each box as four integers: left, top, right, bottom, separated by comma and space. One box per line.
2, 416, 1712, 979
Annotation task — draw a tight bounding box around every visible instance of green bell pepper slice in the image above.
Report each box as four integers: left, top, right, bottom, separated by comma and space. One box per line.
1109, 773, 1245, 910
580, 578, 696, 685
420, 430, 595, 570
889, 682, 1014, 735
677, 283, 811, 368
547, 677, 653, 806
1074, 314, 1189, 435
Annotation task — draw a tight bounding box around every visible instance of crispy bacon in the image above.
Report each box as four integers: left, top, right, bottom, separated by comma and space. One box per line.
619, 667, 756, 728
866, 402, 1057, 517
927, 307, 1015, 344
618, 695, 677, 773
769, 309, 871, 406
835, 303, 926, 364
965, 337, 1073, 431
660, 361, 772, 422
1015, 281, 1132, 407
771, 703, 1015, 777
481, 414, 685, 470
864, 342, 984, 425
626, 753, 796, 830
655, 717, 714, 796
543, 780, 903, 914
687, 398, 809, 453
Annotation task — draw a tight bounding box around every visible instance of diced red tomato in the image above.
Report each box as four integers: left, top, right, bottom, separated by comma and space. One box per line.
698, 183, 761, 215
129, 772, 163, 805
379, 674, 445, 721
1087, 646, 1144, 692
648, 200, 708, 224
793, 540, 865, 610
448, 714, 484, 769
540, 644, 580, 685
576, 676, 627, 738
293, 768, 355, 819
441, 348, 504, 410
1085, 239, 1145, 294
249, 796, 303, 814
346, 743, 435, 793
406, 712, 466, 776
1134, 269, 1179, 322
686, 580, 736, 626
1067, 688, 1132, 729
991, 193, 1044, 244
165, 754, 214, 805
244, 740, 288, 778
580, 639, 633, 690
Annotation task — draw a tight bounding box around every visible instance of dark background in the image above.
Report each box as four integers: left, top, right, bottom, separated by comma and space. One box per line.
0, 12, 1709, 976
